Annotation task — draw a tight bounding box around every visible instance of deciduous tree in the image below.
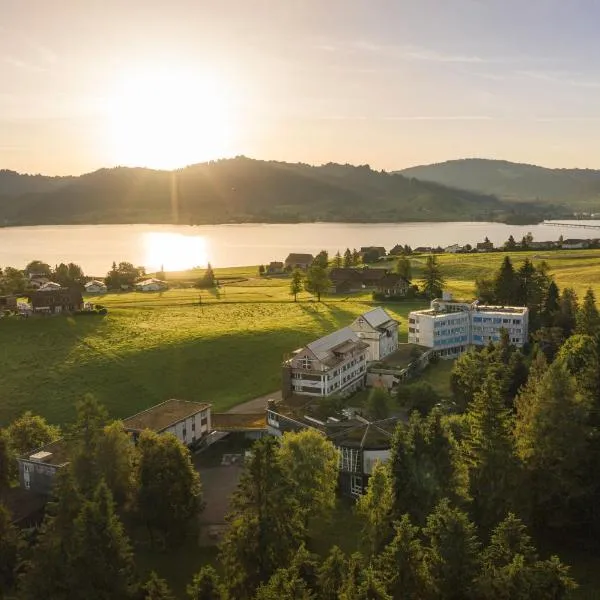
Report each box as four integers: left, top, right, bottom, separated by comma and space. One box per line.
289, 269, 304, 302
365, 388, 391, 420
143, 572, 175, 600
313, 250, 329, 269
6, 411, 60, 455
305, 265, 331, 302
187, 565, 226, 600
395, 255, 412, 281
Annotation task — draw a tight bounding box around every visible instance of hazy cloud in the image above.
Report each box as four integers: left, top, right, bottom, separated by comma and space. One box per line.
519, 70, 600, 88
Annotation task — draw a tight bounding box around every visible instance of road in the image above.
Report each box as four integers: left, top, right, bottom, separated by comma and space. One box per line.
226, 390, 281, 414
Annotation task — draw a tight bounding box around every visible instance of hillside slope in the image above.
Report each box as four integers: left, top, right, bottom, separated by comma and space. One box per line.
400, 158, 600, 210
0, 158, 541, 226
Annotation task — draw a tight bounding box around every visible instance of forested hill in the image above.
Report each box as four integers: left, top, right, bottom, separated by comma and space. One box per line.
400, 158, 600, 210
0, 158, 541, 226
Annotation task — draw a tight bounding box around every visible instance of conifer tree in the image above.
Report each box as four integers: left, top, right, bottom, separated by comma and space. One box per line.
375, 514, 429, 600
356, 461, 394, 555
349, 568, 391, 600
0, 431, 12, 494
556, 287, 578, 337
493, 256, 517, 305
143, 572, 175, 600
69, 481, 138, 600
333, 251, 342, 268
351, 248, 361, 265
576, 287, 600, 337
541, 280, 560, 327
187, 565, 227, 600
462, 369, 518, 530
343, 248, 353, 268
422, 499, 481, 600
317, 546, 347, 600
254, 569, 313, 600
136, 430, 202, 548
0, 503, 21, 596
420, 254, 444, 299
338, 553, 365, 600
219, 436, 305, 598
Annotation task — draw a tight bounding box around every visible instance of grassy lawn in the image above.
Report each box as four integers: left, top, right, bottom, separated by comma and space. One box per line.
418, 359, 455, 398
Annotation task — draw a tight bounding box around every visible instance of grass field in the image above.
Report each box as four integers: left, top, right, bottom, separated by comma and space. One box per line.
3, 248, 600, 427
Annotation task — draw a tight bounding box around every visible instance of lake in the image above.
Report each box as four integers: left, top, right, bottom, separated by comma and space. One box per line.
0, 221, 596, 274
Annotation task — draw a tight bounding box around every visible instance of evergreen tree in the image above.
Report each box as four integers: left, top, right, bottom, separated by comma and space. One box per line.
351, 248, 361, 265
422, 499, 481, 600
0, 431, 12, 494
493, 256, 517, 305
304, 265, 331, 302
515, 362, 591, 528
96, 421, 136, 507
461, 370, 518, 530
420, 255, 445, 299
254, 569, 313, 600
277, 429, 338, 524
187, 566, 227, 600
356, 462, 394, 555
343, 248, 353, 268
338, 553, 364, 600
350, 568, 391, 600
389, 410, 468, 525
541, 280, 560, 327
68, 395, 108, 495
317, 546, 347, 600
375, 514, 429, 600
143, 572, 175, 600
0, 503, 21, 596
219, 436, 305, 598
69, 481, 138, 600
365, 388, 391, 420
136, 430, 202, 548
556, 287, 578, 337
504, 235, 517, 250
395, 255, 412, 281
200, 263, 216, 288
258, 265, 265, 276
289, 269, 304, 302
5, 411, 60, 455
576, 287, 600, 337
450, 347, 499, 412
333, 251, 342, 268
313, 250, 329, 269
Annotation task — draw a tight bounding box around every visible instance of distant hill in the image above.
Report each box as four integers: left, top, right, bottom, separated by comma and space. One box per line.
0, 157, 550, 227
399, 158, 600, 210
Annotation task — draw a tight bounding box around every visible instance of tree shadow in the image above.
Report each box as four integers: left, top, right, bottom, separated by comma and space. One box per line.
297, 302, 338, 332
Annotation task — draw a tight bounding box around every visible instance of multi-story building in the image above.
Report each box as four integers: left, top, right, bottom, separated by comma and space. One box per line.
349, 307, 399, 362
282, 327, 369, 398
408, 295, 528, 357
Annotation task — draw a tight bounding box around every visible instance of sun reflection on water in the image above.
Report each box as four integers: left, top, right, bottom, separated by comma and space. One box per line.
143, 232, 209, 271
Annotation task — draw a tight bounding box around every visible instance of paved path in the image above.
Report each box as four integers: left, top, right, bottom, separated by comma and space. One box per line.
226, 390, 281, 414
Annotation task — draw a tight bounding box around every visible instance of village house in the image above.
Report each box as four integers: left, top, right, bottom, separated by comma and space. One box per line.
28, 276, 50, 290
408, 294, 529, 358
476, 239, 494, 251
413, 246, 433, 253
444, 244, 463, 253
561, 239, 590, 249
123, 399, 212, 447
135, 278, 168, 292
284, 253, 314, 270
84, 280, 108, 294
329, 267, 409, 296
282, 327, 369, 399
375, 273, 410, 297
349, 307, 399, 362
38, 281, 62, 292
17, 439, 70, 495
359, 246, 386, 261
329, 268, 365, 293
266, 261, 284, 274
29, 288, 83, 314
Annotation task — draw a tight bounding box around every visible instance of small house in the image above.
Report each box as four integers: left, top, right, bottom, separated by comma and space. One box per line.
28, 277, 50, 290
135, 278, 168, 292
29, 288, 83, 314
123, 399, 212, 447
444, 244, 462, 253
38, 281, 62, 292
84, 280, 108, 294
266, 262, 284, 274
414, 246, 433, 254
349, 307, 399, 362
329, 268, 365, 293
476, 240, 494, 252
562, 239, 589, 249
17, 439, 70, 495
375, 273, 410, 298
284, 253, 314, 270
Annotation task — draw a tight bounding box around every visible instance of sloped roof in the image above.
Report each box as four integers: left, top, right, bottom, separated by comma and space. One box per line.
377, 273, 410, 287
306, 327, 361, 360
85, 280, 106, 287
285, 253, 314, 263
123, 399, 211, 432
361, 307, 396, 328
329, 268, 364, 282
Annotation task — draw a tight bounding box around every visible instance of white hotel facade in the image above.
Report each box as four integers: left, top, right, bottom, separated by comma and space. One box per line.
408, 295, 529, 357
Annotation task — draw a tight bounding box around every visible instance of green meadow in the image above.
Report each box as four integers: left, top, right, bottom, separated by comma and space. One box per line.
2, 249, 600, 427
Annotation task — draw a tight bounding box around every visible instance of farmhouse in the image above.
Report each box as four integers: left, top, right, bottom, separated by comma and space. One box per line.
329, 268, 365, 293
476, 240, 494, 251
29, 288, 83, 314
444, 244, 463, 253
375, 273, 410, 297
329, 268, 409, 296
266, 261, 284, 274
561, 239, 590, 249
135, 278, 168, 292
282, 327, 368, 398
85, 280, 108, 294
349, 307, 399, 362
123, 399, 212, 447
284, 253, 314, 270
408, 294, 528, 357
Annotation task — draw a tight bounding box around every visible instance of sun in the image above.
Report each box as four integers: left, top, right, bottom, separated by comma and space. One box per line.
144, 232, 209, 271
107, 66, 234, 169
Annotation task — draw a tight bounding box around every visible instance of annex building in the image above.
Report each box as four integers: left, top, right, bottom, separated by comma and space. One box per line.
408, 294, 528, 357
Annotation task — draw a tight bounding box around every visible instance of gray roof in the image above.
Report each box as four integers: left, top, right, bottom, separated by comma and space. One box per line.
306, 327, 360, 360
361, 307, 395, 329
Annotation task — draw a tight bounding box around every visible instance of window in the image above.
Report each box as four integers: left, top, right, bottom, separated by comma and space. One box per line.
351, 475, 363, 496
300, 357, 311, 369
192, 422, 196, 431
339, 447, 360, 472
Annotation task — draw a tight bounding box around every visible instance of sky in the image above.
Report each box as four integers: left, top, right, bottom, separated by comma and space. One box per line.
3, 0, 600, 174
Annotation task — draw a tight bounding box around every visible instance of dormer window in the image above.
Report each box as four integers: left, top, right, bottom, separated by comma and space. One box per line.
357, 318, 365, 326
300, 357, 311, 369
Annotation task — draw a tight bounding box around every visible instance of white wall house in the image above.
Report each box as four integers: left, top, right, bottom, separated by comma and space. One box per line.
349, 307, 399, 362
283, 327, 369, 397
408, 295, 529, 358
135, 278, 168, 292
84, 280, 107, 294
123, 399, 212, 447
